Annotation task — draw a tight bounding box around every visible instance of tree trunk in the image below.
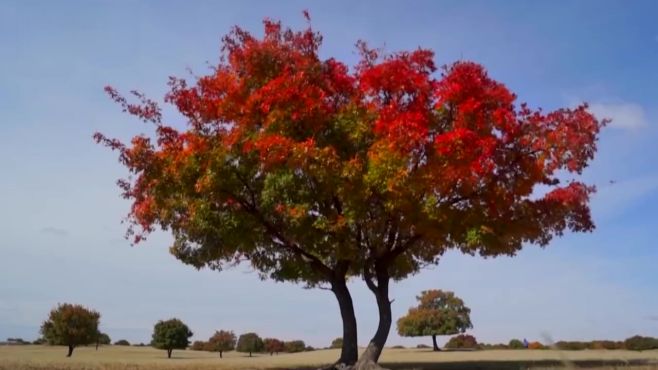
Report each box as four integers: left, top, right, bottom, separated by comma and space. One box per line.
432, 335, 441, 351
95, 341, 99, 351
355, 266, 392, 370
167, 349, 172, 358
67, 345, 74, 357
331, 277, 359, 367
220, 350, 223, 358
249, 351, 252, 357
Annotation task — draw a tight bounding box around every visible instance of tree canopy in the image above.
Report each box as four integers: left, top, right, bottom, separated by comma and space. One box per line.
151, 318, 193, 358
40, 303, 100, 357
96, 14, 604, 369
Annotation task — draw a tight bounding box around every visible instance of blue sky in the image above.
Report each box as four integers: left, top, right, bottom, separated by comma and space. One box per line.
1, 0, 657, 347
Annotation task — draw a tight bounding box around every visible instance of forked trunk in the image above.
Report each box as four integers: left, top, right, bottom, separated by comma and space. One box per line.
331, 277, 358, 367
167, 348, 172, 358
66, 345, 74, 357
355, 265, 392, 370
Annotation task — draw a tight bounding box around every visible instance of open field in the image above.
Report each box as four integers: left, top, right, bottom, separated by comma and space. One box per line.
1, 346, 657, 370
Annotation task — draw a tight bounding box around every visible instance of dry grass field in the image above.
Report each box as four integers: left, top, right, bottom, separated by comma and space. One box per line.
1, 345, 657, 370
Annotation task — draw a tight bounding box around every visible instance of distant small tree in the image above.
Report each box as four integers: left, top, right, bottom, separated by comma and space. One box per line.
95, 332, 111, 350
40, 303, 100, 357
33, 338, 47, 345
331, 337, 344, 349
624, 335, 658, 351
285, 340, 306, 353
264, 338, 285, 355
397, 290, 472, 351
236, 333, 264, 357
305, 345, 316, 351
207, 330, 236, 358
114, 339, 130, 346
191, 340, 207, 351
151, 318, 193, 358
508, 339, 525, 349
445, 334, 478, 349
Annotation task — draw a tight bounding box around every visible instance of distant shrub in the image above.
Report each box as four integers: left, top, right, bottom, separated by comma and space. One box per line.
528, 341, 546, 350
588, 340, 621, 350
390, 345, 406, 349
508, 339, 525, 349
6, 338, 29, 345
481, 343, 508, 350
284, 340, 306, 353
114, 339, 130, 346
624, 335, 658, 351
191, 341, 207, 351
555, 341, 587, 350
133, 342, 147, 347
445, 334, 478, 349
330, 337, 343, 349
416, 343, 431, 349
32, 338, 47, 345
305, 345, 315, 351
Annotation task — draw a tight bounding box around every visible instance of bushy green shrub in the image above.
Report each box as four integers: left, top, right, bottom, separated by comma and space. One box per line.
445, 334, 478, 349
284, 340, 306, 353
114, 339, 130, 346
508, 339, 525, 349
588, 340, 622, 350
555, 341, 588, 350
416, 344, 431, 349
330, 337, 343, 349
624, 335, 658, 351
480, 343, 507, 349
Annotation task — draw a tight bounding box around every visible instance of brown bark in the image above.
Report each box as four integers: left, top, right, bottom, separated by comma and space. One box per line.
331, 276, 358, 366
432, 335, 441, 351
66, 345, 74, 357
354, 264, 392, 370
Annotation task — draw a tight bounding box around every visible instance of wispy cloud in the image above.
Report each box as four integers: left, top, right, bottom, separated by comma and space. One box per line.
40, 227, 69, 237
589, 102, 649, 130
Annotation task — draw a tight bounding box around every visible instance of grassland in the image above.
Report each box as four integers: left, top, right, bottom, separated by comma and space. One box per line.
1, 345, 657, 370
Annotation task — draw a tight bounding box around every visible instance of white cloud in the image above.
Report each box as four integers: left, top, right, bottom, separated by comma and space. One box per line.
589, 102, 649, 130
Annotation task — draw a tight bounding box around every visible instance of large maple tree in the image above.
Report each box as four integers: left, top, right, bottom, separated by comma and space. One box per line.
96, 15, 604, 369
